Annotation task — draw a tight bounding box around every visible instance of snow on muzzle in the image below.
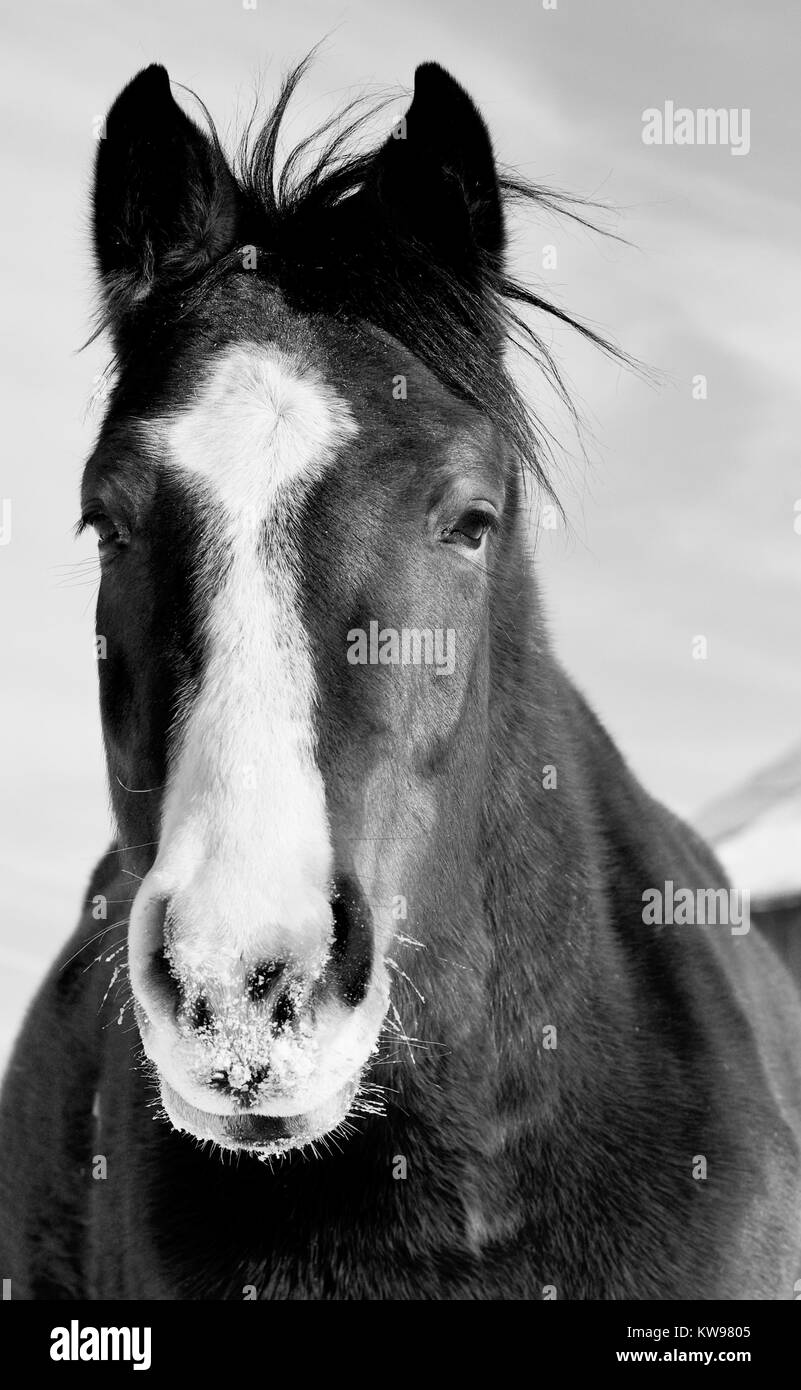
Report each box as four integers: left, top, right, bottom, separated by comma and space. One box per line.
128, 871, 388, 1150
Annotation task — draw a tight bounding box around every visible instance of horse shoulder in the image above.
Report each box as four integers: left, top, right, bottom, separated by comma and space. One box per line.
0, 846, 127, 1297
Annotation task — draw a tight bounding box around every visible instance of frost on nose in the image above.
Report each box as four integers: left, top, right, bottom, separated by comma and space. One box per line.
127, 857, 382, 1116
160, 920, 333, 1106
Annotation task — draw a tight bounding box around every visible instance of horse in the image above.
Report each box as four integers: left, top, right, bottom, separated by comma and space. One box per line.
2, 56, 800, 1301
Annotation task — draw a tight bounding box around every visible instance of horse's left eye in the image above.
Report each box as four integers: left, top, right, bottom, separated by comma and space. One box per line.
81, 511, 125, 550
440, 508, 496, 551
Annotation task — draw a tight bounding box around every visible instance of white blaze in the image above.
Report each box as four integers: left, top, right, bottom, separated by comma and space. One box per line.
143, 343, 357, 973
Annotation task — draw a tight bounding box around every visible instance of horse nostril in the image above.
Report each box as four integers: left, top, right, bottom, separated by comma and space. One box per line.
247, 960, 286, 1003
149, 945, 182, 1018
187, 994, 213, 1032
330, 876, 374, 1007
272, 990, 296, 1030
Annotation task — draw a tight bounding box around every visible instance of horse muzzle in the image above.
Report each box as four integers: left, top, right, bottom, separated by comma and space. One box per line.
128, 871, 388, 1154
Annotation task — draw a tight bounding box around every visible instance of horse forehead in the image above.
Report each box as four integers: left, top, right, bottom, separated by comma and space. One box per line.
145, 341, 359, 514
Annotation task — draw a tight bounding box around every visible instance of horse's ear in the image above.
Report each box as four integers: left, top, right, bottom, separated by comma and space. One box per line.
93, 64, 240, 330
370, 62, 504, 276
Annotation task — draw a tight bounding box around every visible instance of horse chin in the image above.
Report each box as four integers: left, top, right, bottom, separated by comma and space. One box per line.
159, 1074, 362, 1156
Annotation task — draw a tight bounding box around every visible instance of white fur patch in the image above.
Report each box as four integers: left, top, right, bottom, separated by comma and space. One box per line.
141, 343, 357, 979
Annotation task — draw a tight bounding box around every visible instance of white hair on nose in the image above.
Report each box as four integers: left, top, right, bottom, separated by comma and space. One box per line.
139, 343, 358, 970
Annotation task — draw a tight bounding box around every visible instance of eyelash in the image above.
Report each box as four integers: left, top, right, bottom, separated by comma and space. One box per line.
440, 509, 498, 550
76, 510, 125, 549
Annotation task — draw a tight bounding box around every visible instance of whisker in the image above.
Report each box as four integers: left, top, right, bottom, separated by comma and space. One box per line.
99, 963, 126, 1011
386, 956, 426, 1005
61, 918, 130, 971
83, 930, 130, 975
388, 1002, 417, 1065
102, 841, 160, 857
116, 775, 166, 794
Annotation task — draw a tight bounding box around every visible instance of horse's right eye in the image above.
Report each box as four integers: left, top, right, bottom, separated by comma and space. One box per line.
95, 518, 119, 547
439, 505, 498, 552
81, 511, 127, 551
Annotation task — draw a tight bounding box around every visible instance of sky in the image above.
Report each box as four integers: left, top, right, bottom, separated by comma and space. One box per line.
1, 0, 799, 1056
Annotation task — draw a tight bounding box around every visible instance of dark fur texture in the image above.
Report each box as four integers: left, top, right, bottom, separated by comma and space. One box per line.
1, 58, 800, 1301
